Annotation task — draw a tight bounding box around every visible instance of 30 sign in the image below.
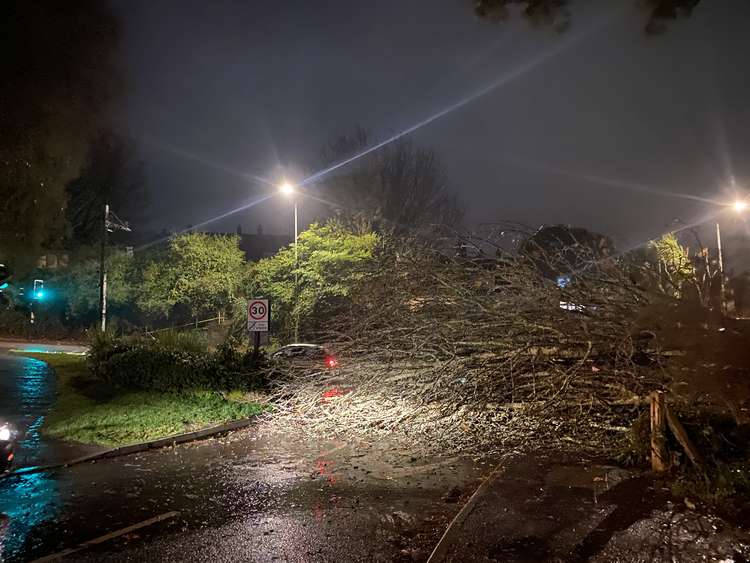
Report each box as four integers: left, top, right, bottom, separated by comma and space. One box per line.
247, 298, 269, 332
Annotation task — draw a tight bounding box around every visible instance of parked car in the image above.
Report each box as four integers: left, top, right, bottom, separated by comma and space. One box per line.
0, 422, 16, 473
271, 344, 338, 378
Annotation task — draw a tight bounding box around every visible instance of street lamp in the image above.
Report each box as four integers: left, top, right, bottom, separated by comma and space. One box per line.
279, 182, 294, 197
279, 182, 299, 341
716, 198, 748, 312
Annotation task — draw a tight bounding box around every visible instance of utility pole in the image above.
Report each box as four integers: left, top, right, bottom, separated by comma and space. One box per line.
294, 199, 299, 342
99, 203, 109, 332
98, 203, 132, 333
716, 222, 726, 313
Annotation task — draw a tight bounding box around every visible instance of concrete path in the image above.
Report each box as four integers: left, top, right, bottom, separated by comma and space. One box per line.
430, 451, 749, 563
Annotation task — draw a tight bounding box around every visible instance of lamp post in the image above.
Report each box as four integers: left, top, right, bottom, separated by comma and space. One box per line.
716, 199, 748, 312
279, 182, 299, 341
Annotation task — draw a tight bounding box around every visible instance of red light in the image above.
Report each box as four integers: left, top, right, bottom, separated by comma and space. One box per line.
7, 453, 13, 461
325, 356, 337, 368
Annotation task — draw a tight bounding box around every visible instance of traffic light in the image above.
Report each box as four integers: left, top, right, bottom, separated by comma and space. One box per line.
33, 279, 44, 300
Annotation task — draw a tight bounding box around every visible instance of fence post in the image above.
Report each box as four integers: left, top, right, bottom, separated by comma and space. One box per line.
650, 391, 668, 473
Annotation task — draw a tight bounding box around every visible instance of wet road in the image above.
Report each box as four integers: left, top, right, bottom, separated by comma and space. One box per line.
0, 354, 97, 469
0, 426, 487, 562
0, 354, 59, 468
0, 341, 87, 355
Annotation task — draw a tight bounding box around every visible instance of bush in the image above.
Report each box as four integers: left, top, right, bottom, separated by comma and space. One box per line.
151, 329, 208, 355
0, 308, 30, 337
88, 332, 266, 392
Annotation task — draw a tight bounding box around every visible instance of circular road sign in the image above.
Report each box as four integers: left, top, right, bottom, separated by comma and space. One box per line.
249, 300, 267, 320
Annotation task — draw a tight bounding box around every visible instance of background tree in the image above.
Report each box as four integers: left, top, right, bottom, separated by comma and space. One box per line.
519, 224, 615, 279
320, 127, 463, 234
247, 222, 379, 340
0, 1, 119, 271
139, 233, 246, 321
54, 248, 137, 323
66, 131, 148, 247
474, 0, 700, 34
472, 0, 702, 34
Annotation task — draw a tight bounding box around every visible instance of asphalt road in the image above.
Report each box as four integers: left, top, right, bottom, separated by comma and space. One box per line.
0, 354, 97, 469
0, 341, 87, 355
0, 422, 486, 562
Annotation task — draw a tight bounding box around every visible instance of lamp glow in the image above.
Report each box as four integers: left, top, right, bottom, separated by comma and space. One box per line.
279, 182, 294, 196
733, 200, 748, 213
0, 426, 10, 441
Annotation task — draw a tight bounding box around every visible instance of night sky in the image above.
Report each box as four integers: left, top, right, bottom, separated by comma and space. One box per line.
113, 0, 750, 264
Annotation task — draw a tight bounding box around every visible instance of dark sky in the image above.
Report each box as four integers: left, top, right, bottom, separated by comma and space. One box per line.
113, 0, 750, 263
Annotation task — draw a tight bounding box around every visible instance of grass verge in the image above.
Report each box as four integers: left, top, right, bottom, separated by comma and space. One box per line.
19, 352, 265, 447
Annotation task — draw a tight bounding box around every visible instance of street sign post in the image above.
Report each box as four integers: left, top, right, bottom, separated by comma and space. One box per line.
247, 298, 269, 332
248, 298, 270, 359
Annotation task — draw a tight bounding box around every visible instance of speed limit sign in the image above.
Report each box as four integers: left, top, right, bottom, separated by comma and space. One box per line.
247, 299, 270, 332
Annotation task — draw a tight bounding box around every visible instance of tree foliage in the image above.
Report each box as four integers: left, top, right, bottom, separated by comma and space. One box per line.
247, 223, 379, 340
0, 1, 119, 270
473, 0, 702, 34
320, 127, 463, 234
627, 233, 696, 299
139, 233, 246, 320
54, 248, 137, 320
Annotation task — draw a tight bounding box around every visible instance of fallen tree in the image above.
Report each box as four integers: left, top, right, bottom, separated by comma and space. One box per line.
268, 229, 683, 454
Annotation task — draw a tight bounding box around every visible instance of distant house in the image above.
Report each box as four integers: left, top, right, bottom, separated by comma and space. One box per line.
36, 252, 69, 270
235, 225, 292, 262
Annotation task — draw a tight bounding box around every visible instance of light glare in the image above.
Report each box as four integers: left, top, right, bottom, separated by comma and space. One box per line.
733, 200, 747, 213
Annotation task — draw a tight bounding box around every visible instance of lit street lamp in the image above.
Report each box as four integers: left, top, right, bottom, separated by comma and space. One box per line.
714, 199, 748, 312
279, 182, 299, 341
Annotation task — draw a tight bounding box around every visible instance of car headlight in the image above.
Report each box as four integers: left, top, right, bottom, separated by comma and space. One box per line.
0, 426, 10, 441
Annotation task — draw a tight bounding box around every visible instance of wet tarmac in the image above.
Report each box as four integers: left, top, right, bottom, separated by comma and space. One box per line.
0, 341, 87, 355
0, 354, 96, 469
0, 426, 489, 562
437, 451, 750, 563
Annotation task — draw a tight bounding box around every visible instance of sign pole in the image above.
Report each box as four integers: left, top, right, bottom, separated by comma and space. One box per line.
252, 331, 261, 361
247, 298, 270, 363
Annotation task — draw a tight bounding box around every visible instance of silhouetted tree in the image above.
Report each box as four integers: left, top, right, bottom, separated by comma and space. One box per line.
519, 224, 615, 279
473, 0, 702, 34
320, 127, 463, 234
0, 1, 119, 271
66, 131, 148, 247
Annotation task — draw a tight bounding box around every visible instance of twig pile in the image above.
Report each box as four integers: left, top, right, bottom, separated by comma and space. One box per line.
269, 235, 669, 455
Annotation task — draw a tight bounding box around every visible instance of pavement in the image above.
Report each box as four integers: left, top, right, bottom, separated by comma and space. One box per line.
432, 450, 750, 563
